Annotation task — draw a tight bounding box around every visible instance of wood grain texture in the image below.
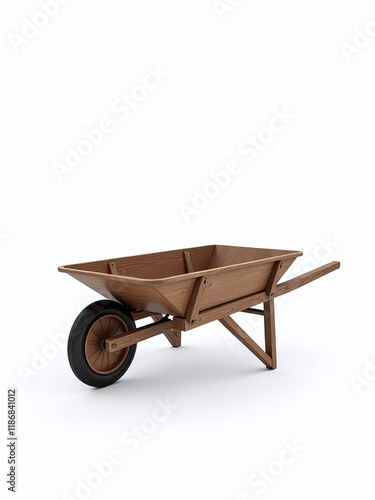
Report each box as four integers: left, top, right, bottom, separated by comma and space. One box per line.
208, 245, 299, 270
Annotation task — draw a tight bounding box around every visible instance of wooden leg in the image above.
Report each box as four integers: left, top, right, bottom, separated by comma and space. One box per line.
219, 316, 273, 369
152, 315, 181, 347
264, 299, 277, 369
164, 329, 182, 347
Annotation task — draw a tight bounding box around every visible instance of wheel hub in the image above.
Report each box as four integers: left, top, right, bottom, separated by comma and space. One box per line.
84, 314, 129, 375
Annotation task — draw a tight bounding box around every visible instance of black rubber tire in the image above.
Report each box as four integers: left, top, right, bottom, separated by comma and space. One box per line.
67, 300, 137, 388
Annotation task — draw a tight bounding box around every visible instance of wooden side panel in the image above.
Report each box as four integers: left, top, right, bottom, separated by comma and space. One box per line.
201, 264, 272, 310
158, 257, 296, 315
66, 245, 215, 279
60, 247, 301, 316
207, 245, 296, 270
65, 272, 186, 316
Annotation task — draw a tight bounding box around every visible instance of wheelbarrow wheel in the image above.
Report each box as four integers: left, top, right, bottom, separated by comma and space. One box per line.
67, 300, 137, 388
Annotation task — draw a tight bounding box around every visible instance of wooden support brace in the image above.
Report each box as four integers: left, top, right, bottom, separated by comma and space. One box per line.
164, 329, 182, 347
219, 316, 273, 369
242, 308, 264, 316
265, 260, 282, 298
105, 317, 173, 352
183, 251, 194, 273
264, 299, 277, 369
108, 262, 118, 275
186, 276, 208, 323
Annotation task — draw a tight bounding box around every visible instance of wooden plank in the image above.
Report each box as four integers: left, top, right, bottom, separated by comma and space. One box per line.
105, 318, 173, 352
264, 299, 277, 369
274, 261, 340, 297
219, 316, 273, 368
242, 308, 264, 316
265, 260, 282, 297
183, 251, 194, 273
108, 262, 118, 275
185, 276, 208, 323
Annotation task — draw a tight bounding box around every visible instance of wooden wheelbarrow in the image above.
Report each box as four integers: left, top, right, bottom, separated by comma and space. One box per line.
59, 244, 340, 387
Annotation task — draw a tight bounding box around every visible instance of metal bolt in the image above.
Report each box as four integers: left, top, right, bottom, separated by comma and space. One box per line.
112, 343, 117, 348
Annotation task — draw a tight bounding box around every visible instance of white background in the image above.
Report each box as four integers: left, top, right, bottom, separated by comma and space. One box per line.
1, 1, 374, 499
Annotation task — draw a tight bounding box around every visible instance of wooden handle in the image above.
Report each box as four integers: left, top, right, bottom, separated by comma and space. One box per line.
275, 261, 340, 297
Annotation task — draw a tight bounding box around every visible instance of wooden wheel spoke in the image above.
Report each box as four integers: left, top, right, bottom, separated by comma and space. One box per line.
91, 322, 106, 339
91, 349, 103, 366
107, 318, 112, 336
85, 314, 130, 374
99, 351, 106, 370
100, 319, 107, 338
110, 325, 124, 337
89, 330, 102, 339
87, 347, 101, 358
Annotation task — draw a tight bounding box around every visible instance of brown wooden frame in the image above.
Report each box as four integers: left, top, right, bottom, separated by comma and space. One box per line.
102, 260, 340, 370
60, 245, 340, 370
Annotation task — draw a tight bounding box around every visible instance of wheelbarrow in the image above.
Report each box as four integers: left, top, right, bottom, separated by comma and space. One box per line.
58, 244, 340, 387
